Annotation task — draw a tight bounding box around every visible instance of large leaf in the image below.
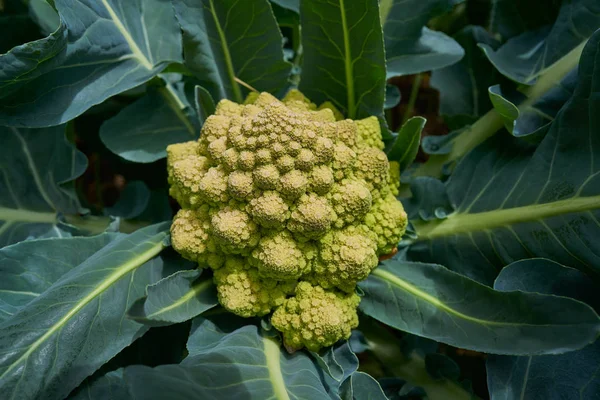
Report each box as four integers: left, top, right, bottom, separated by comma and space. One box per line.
100, 79, 198, 163
0, 12, 66, 99
340, 372, 389, 400
0, 125, 87, 247
488, 0, 561, 40
127, 269, 218, 326
118, 317, 332, 399
299, 0, 386, 119
382, 0, 464, 77
487, 259, 600, 400
480, 0, 600, 84
0, 223, 172, 400
359, 259, 600, 355
0, 0, 182, 127
0, 234, 120, 322
408, 30, 600, 284
173, 0, 292, 103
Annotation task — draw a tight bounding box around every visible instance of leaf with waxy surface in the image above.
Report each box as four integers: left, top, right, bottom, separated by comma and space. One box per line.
0, 125, 86, 247
408, 30, 600, 284
100, 79, 199, 163
0, 234, 121, 323
116, 316, 332, 399
340, 372, 389, 399
381, 0, 464, 78
487, 259, 600, 400
127, 269, 218, 326
0, 0, 182, 127
172, 0, 292, 103
0, 223, 174, 400
358, 259, 600, 355
299, 0, 386, 119
479, 0, 600, 84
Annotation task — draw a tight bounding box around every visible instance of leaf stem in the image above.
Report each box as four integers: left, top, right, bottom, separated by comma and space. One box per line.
234, 77, 259, 93
402, 73, 423, 125
415, 39, 586, 178
159, 84, 196, 137
339, 0, 356, 119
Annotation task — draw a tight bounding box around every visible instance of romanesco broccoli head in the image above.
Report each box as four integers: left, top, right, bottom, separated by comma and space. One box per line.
271, 282, 360, 352
167, 90, 407, 351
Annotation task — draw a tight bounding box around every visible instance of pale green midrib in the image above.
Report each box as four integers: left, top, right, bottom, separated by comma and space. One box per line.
158, 85, 196, 136
0, 235, 167, 379
264, 336, 291, 400
208, 0, 243, 103
0, 206, 56, 224
373, 268, 590, 328
146, 279, 213, 318
101, 0, 153, 70
338, 0, 355, 119
413, 195, 600, 241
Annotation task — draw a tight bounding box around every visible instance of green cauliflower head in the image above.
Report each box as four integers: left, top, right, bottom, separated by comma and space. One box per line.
167, 90, 407, 351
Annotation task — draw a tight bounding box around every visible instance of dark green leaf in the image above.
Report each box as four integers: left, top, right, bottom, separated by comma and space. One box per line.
105, 181, 150, 219
487, 259, 600, 400
194, 85, 216, 125
385, 84, 401, 109
0, 234, 121, 322
383, 0, 464, 77
488, 0, 561, 40
0, 16, 65, 99
119, 319, 331, 399
311, 341, 358, 398
430, 26, 501, 127
70, 370, 132, 400
404, 177, 454, 221
386, 116, 425, 170
409, 31, 600, 283
299, 0, 386, 119
340, 372, 389, 400
0, 0, 182, 127
100, 81, 198, 163
359, 260, 600, 354
127, 269, 217, 327
173, 0, 292, 103
0, 223, 171, 400
0, 125, 86, 247
425, 354, 460, 381
28, 0, 61, 35
479, 1, 600, 84
270, 0, 298, 13
488, 70, 578, 137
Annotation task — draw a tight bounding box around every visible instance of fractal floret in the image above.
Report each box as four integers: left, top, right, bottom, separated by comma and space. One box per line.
167, 90, 407, 351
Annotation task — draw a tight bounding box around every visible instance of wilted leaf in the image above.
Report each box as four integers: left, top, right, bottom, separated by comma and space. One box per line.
359, 259, 600, 354
0, 125, 86, 247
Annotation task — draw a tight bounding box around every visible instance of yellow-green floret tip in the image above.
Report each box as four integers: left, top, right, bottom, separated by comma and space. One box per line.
167, 90, 408, 351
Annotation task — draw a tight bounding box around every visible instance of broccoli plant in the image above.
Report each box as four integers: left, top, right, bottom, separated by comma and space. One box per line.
0, 0, 599, 399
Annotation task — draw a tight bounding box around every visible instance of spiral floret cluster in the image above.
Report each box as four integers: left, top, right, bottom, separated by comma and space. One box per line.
167, 91, 407, 351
